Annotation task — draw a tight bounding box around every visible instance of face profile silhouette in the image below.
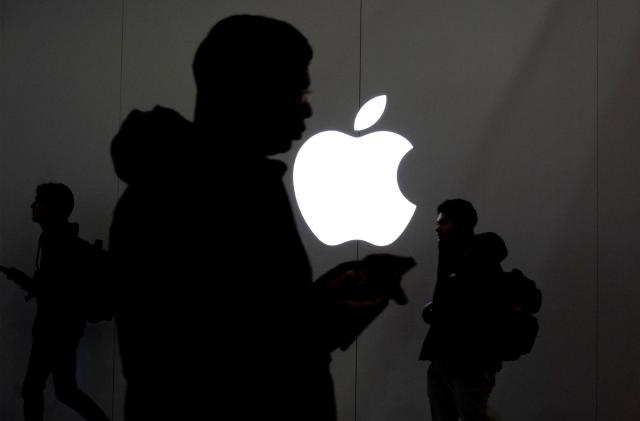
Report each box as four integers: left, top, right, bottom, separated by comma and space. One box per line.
192, 14, 313, 156
30, 183, 75, 226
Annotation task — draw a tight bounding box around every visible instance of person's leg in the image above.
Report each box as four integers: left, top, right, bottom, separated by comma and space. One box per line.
52, 336, 110, 421
427, 361, 459, 421
450, 364, 497, 421
22, 336, 52, 421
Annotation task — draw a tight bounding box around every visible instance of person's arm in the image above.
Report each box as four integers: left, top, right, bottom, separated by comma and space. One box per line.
314, 254, 415, 351
0, 265, 37, 298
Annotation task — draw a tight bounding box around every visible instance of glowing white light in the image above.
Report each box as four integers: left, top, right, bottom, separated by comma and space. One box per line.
353, 95, 387, 131
293, 95, 416, 246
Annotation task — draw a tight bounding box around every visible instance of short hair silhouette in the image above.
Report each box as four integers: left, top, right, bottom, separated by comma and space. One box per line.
437, 199, 477, 230
192, 14, 312, 114
35, 183, 74, 220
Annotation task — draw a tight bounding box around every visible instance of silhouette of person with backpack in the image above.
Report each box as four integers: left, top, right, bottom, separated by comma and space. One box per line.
0, 183, 110, 421
419, 199, 507, 421
109, 14, 413, 421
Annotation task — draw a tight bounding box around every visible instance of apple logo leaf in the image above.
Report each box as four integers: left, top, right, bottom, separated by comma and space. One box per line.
353, 95, 387, 132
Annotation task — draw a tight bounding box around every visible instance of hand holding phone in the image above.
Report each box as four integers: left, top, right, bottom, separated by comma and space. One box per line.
315, 254, 416, 351
316, 254, 415, 307
0, 265, 31, 285
357, 254, 416, 305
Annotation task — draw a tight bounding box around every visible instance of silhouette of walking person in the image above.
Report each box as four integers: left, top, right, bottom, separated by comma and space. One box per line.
109, 14, 413, 421
0, 183, 110, 421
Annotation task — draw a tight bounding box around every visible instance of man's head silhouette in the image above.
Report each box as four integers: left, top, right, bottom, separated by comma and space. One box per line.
31, 183, 74, 227
436, 199, 477, 245
193, 15, 313, 155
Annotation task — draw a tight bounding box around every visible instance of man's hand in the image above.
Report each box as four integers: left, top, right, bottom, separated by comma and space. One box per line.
0, 265, 32, 286
316, 254, 416, 308
357, 254, 415, 305
314, 254, 415, 351
319, 268, 389, 310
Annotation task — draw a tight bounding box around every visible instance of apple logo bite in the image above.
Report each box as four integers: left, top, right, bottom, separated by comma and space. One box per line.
293, 95, 416, 246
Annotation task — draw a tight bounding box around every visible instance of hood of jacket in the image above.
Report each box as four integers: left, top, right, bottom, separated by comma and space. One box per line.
111, 106, 193, 185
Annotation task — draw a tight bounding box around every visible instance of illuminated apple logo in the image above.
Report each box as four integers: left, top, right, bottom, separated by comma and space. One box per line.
293, 95, 416, 246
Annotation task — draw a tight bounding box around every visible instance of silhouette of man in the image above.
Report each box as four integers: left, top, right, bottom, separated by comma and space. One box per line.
0, 183, 110, 421
109, 14, 411, 421
419, 199, 507, 421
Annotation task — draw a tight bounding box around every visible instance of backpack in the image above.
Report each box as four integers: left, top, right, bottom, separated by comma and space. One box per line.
74, 238, 116, 323
498, 269, 542, 361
